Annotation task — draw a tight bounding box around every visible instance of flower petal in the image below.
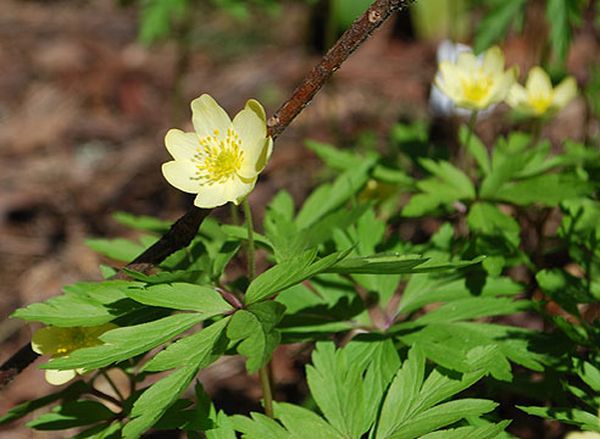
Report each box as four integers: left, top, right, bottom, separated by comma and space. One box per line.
489, 67, 517, 104
506, 83, 528, 109
83, 323, 118, 340
191, 94, 232, 139
482, 46, 504, 74
233, 99, 270, 179
164, 129, 199, 162
552, 76, 577, 109
45, 368, 77, 386
526, 66, 552, 98
193, 176, 256, 208
161, 161, 198, 194
456, 52, 480, 71
32, 327, 67, 356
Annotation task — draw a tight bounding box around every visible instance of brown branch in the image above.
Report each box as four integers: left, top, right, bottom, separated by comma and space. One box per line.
0, 0, 414, 390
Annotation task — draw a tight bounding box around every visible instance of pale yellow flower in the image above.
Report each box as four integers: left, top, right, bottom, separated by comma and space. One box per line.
565, 432, 600, 439
32, 323, 117, 385
435, 46, 517, 111
162, 94, 273, 208
507, 66, 577, 117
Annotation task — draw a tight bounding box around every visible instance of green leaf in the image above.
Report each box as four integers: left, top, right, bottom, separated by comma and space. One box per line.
227, 302, 285, 373
579, 361, 600, 393
27, 400, 114, 430
383, 399, 498, 439
399, 273, 522, 315
143, 317, 230, 372
376, 345, 496, 438
123, 283, 233, 315
296, 158, 376, 228
12, 281, 138, 327
546, 0, 574, 63
112, 211, 170, 233
123, 366, 198, 439
460, 126, 491, 175
518, 406, 600, 431
72, 421, 121, 439
468, 202, 520, 247
305, 139, 363, 171
420, 421, 511, 439
536, 269, 596, 315
414, 297, 529, 324
474, 0, 526, 52
232, 412, 288, 438
139, 0, 188, 44
86, 238, 151, 262
273, 402, 343, 438
493, 174, 591, 206
0, 381, 88, 425
245, 249, 350, 304
403, 159, 475, 216
46, 313, 206, 370
305, 341, 394, 438
325, 253, 428, 274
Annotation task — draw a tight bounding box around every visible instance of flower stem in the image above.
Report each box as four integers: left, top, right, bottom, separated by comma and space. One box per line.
259, 365, 274, 418
242, 198, 274, 417
460, 110, 479, 178
464, 110, 478, 151
242, 199, 256, 282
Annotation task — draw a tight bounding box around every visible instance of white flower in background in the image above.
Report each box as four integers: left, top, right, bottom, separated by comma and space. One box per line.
434, 43, 517, 112
430, 40, 476, 117
162, 94, 273, 209
507, 66, 577, 117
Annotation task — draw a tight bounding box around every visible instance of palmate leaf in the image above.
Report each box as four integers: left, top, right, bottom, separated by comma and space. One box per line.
393, 321, 550, 377
227, 302, 286, 373
375, 346, 498, 439
45, 313, 206, 370
306, 340, 400, 438
403, 159, 475, 217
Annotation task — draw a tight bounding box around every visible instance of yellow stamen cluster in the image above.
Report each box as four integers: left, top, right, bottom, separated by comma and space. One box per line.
461, 71, 493, 105
194, 128, 244, 185
52, 327, 104, 355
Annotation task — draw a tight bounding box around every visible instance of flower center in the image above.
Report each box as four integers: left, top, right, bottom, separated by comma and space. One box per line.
461, 70, 493, 104
55, 328, 100, 355
529, 93, 552, 114
193, 128, 244, 185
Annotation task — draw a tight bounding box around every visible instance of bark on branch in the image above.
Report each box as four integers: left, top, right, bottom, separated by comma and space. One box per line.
0, 0, 414, 390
